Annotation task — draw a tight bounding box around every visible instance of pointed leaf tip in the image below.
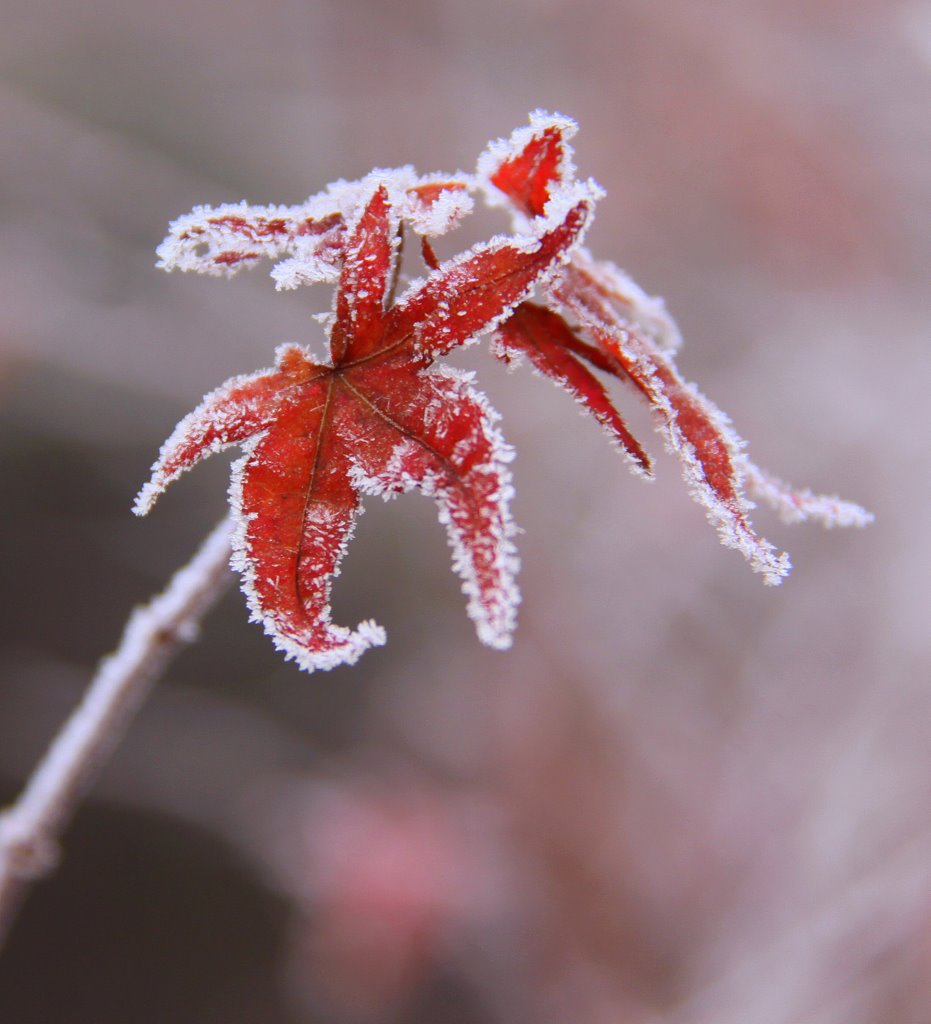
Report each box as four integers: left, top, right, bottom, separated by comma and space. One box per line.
478, 111, 581, 220
495, 303, 653, 478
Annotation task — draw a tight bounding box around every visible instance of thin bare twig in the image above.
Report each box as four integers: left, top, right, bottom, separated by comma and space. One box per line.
0, 517, 234, 950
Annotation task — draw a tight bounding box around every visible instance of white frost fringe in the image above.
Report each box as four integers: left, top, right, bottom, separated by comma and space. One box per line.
742, 461, 874, 529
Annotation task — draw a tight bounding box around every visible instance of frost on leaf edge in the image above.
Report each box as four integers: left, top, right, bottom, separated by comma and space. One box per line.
131, 359, 290, 518
156, 167, 478, 288
478, 111, 682, 356
348, 364, 522, 651
228, 435, 388, 674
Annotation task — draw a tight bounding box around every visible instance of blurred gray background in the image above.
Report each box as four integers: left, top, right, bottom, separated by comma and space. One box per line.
1, 1, 929, 1022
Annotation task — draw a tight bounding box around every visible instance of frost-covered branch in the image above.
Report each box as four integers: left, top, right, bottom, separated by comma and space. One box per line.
0, 517, 234, 950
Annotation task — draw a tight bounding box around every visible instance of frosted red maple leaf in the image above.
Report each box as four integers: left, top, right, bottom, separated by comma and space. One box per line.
136, 174, 593, 671
137, 112, 870, 672
480, 112, 872, 583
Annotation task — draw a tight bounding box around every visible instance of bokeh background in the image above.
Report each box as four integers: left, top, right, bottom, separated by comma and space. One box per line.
1, 1, 929, 1021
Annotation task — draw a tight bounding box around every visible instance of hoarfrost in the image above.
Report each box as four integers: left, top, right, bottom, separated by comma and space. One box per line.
742, 462, 874, 529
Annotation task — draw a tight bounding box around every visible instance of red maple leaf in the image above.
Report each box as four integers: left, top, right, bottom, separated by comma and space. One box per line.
479, 112, 872, 584
155, 173, 475, 287
139, 113, 869, 674
137, 180, 592, 671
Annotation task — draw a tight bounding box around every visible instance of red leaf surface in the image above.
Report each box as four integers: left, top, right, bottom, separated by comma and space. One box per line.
479, 113, 871, 584
138, 183, 591, 671
494, 302, 652, 478
489, 124, 564, 217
